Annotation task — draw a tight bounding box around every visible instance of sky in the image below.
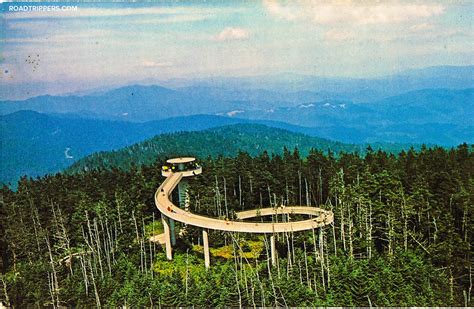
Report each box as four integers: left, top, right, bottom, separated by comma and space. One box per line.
1, 0, 473, 99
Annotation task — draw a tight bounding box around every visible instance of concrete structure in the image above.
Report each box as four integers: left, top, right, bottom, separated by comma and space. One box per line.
155, 157, 333, 268
161, 158, 202, 246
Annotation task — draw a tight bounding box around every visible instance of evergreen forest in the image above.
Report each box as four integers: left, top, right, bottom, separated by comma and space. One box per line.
0, 144, 472, 307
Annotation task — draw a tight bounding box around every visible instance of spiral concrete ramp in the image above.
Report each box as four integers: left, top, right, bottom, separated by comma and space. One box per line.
155, 160, 333, 268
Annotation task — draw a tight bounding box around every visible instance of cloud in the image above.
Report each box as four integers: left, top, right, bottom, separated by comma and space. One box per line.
215, 27, 250, 41
410, 23, 435, 32
131, 14, 209, 25
142, 60, 172, 68
262, 0, 296, 21
263, 0, 444, 25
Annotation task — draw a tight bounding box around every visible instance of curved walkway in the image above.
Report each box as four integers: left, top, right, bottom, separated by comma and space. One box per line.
155, 172, 333, 233
155, 170, 334, 266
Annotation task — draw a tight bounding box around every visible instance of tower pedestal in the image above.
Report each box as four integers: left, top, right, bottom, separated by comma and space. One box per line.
162, 216, 172, 260
270, 235, 276, 266
169, 219, 176, 246
203, 229, 210, 269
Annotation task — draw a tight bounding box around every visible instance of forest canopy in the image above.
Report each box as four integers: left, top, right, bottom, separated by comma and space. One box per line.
0, 144, 472, 307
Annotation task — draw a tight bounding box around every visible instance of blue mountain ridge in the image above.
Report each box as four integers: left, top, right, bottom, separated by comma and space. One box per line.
1, 111, 422, 186
1, 65, 473, 185
0, 86, 472, 145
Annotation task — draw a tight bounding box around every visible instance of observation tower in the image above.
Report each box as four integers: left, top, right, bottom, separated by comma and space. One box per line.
161, 157, 202, 246
156, 157, 333, 268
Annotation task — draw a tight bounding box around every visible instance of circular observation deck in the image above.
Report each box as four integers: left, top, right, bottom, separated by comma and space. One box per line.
162, 157, 202, 177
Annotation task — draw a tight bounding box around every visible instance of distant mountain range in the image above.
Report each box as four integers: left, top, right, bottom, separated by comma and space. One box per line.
1, 111, 418, 186
170, 65, 474, 102
1, 65, 473, 121
1, 65, 473, 185
4, 86, 467, 145
65, 123, 407, 174
236, 88, 474, 144
0, 84, 472, 146
0, 85, 226, 122
0, 84, 302, 122
3, 65, 472, 102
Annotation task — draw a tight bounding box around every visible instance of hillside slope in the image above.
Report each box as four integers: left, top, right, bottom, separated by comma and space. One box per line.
0, 112, 249, 184
3, 111, 422, 185
67, 124, 413, 173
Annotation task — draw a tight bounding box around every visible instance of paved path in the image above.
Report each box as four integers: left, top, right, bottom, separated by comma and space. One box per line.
154, 169, 333, 267
155, 172, 333, 234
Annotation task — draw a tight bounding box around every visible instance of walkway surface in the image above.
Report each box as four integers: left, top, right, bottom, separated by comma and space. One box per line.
154, 171, 334, 234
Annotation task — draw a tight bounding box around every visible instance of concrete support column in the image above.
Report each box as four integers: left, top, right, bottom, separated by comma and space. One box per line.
270, 235, 276, 266
162, 216, 172, 260
202, 229, 210, 269
169, 219, 176, 246
178, 181, 189, 211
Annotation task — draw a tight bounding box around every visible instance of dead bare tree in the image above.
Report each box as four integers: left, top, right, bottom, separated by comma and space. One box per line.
45, 235, 59, 307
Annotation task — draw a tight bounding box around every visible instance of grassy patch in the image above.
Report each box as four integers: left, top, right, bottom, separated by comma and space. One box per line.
192, 238, 264, 260
145, 220, 163, 237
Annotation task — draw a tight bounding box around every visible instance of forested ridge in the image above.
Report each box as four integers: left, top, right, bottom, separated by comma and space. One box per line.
66, 124, 419, 174
0, 144, 472, 306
